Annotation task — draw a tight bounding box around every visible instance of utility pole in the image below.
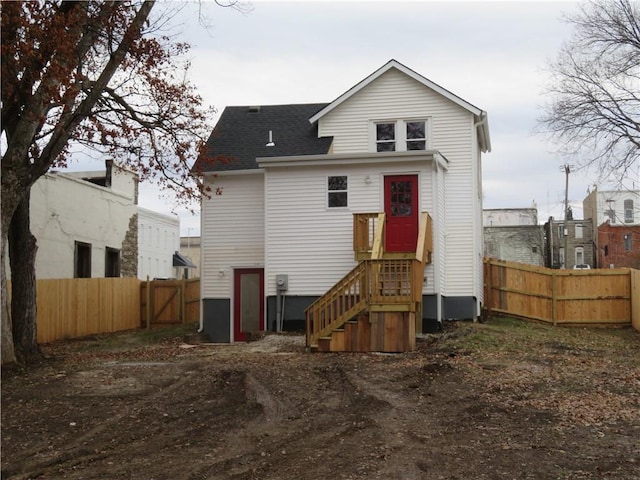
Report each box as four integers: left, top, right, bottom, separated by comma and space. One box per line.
561, 164, 574, 268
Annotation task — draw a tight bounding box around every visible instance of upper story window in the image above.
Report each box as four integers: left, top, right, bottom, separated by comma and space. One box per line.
575, 224, 583, 239
624, 199, 634, 223
606, 209, 616, 224
374, 120, 427, 152
406, 121, 426, 150
376, 123, 395, 152
328, 176, 348, 208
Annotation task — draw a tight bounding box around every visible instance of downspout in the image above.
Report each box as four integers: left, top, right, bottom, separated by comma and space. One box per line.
276, 289, 281, 332
433, 157, 442, 325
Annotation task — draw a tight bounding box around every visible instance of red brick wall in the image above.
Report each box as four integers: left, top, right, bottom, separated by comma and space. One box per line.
597, 223, 640, 269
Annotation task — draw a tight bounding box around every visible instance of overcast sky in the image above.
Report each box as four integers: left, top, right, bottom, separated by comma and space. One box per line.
68, 0, 640, 235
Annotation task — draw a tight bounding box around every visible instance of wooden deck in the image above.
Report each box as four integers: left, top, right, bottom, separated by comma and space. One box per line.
306, 212, 432, 352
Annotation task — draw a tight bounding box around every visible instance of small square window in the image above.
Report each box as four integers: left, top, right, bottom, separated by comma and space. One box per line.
328, 176, 347, 208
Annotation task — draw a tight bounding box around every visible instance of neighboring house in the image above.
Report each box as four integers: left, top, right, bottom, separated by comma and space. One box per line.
583, 187, 640, 269
583, 187, 640, 226
137, 207, 181, 280
29, 161, 139, 279
25, 160, 185, 280
194, 59, 491, 345
483, 207, 538, 227
596, 221, 640, 269
483, 207, 544, 266
543, 216, 595, 269
179, 235, 200, 278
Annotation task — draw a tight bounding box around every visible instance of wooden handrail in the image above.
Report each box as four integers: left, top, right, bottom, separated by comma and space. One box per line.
416, 212, 433, 265
305, 258, 424, 347
306, 211, 433, 348
306, 262, 368, 347
371, 213, 385, 259
353, 213, 385, 258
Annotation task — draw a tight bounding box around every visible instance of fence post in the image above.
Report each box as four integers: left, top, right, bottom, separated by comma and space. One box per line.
484, 259, 492, 316
551, 270, 557, 327
181, 278, 186, 324
146, 275, 151, 330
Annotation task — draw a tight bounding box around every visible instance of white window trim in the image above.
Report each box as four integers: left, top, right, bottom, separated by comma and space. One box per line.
370, 118, 431, 152
326, 175, 349, 209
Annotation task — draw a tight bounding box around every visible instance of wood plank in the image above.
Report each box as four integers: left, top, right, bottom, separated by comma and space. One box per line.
357, 314, 371, 352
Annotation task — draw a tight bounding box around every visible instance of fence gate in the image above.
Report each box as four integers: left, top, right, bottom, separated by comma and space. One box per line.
140, 279, 200, 327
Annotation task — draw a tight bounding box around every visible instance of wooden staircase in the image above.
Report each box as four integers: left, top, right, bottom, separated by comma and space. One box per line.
306, 212, 433, 352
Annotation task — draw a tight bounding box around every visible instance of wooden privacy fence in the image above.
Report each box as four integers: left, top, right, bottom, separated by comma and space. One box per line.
9, 277, 201, 344
484, 258, 640, 329
140, 278, 200, 327
25, 278, 141, 343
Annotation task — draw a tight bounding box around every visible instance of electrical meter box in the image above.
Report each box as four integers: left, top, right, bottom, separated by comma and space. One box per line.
275, 274, 288, 291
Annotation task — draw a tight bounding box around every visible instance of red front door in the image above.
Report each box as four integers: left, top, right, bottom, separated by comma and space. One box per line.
233, 268, 264, 342
384, 175, 419, 253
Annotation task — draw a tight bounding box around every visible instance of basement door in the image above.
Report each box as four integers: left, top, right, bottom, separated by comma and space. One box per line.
233, 268, 264, 342
384, 175, 419, 253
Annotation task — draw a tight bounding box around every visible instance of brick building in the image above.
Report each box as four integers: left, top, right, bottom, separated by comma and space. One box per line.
544, 217, 595, 269
596, 222, 640, 269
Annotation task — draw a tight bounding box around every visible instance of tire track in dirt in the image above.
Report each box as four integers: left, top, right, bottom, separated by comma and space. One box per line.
5, 363, 197, 480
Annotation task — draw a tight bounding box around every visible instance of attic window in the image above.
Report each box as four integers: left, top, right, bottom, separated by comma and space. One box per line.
248, 106, 261, 113
406, 121, 426, 150
376, 123, 395, 152
373, 119, 428, 152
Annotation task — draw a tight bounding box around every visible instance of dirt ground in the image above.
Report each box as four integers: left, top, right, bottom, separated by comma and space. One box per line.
2, 317, 639, 480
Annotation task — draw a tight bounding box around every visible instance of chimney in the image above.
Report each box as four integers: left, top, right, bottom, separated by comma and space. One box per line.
105, 159, 113, 188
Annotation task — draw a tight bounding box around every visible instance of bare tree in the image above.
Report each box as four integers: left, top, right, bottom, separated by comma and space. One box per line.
539, 0, 640, 179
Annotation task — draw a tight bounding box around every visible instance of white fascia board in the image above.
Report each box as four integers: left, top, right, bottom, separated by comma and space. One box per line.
309, 59, 484, 124
198, 168, 265, 177
257, 150, 441, 168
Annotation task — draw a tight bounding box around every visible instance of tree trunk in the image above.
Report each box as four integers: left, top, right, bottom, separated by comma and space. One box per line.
1, 194, 18, 365
9, 189, 39, 363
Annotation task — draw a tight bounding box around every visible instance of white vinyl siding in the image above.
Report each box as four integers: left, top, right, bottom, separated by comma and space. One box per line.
318, 67, 478, 299
201, 173, 265, 298
264, 161, 434, 296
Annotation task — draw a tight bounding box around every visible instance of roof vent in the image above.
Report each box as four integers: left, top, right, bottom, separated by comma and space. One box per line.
248, 106, 261, 113
266, 130, 275, 147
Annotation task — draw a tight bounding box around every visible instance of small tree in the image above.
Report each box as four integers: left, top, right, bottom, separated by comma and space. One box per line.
1, 1, 216, 364
539, 0, 640, 178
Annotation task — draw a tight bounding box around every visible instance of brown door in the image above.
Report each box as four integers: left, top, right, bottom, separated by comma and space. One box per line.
233, 268, 264, 342
384, 175, 419, 253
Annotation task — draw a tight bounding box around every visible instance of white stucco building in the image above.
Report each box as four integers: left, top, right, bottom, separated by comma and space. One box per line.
137, 207, 180, 280
25, 160, 183, 280
29, 161, 139, 279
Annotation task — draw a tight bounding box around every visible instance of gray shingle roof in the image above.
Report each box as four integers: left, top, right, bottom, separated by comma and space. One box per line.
194, 103, 333, 173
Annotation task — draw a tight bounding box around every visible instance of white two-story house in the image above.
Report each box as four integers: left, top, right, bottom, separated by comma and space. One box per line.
194, 60, 490, 349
